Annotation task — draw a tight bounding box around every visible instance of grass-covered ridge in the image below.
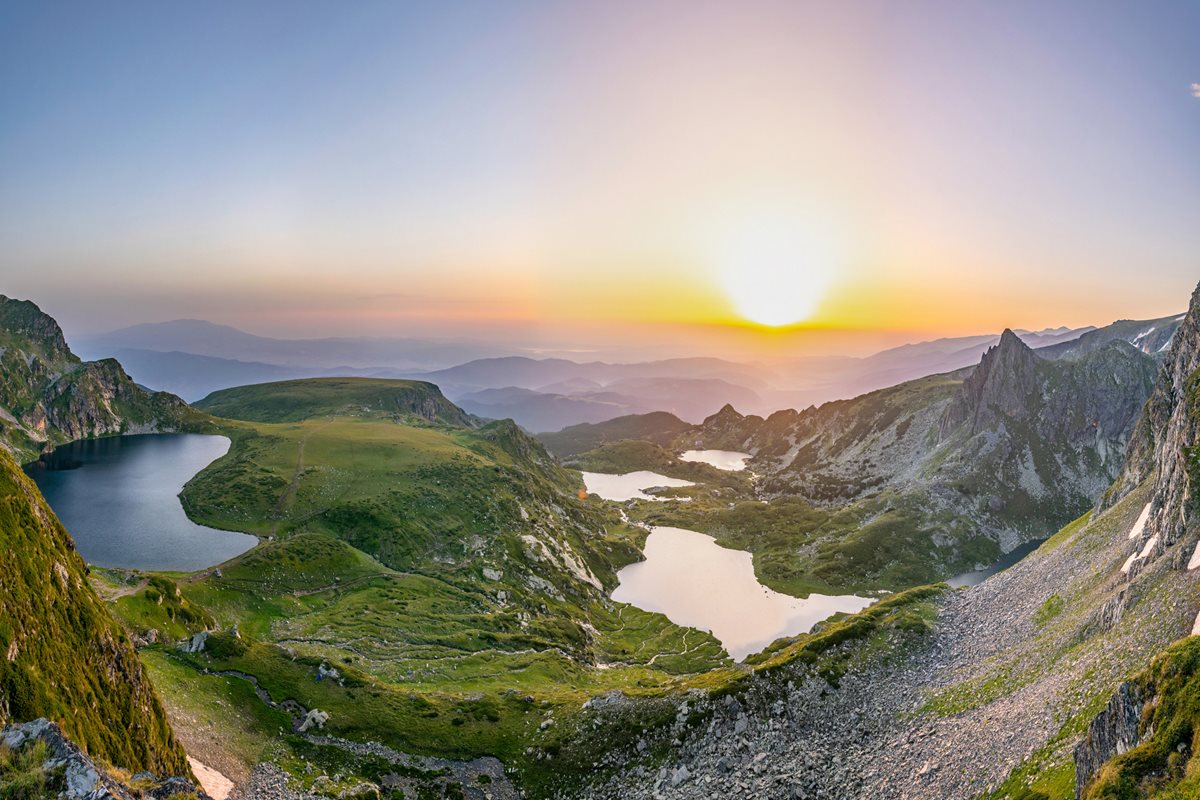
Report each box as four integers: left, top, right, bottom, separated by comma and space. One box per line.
100, 379, 747, 793
194, 376, 472, 426
0, 448, 189, 777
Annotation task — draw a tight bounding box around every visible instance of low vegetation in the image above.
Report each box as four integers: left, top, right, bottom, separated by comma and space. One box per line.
1083, 636, 1200, 799
0, 449, 189, 777
0, 740, 61, 800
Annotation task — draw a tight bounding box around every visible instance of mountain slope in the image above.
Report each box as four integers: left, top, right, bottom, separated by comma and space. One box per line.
0, 447, 189, 776
0, 296, 200, 462
1065, 284, 1200, 800
538, 411, 695, 457
570, 332, 1158, 588
565, 284, 1200, 800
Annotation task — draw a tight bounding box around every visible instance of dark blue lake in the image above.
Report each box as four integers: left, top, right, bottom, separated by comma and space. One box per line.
947, 537, 1046, 588
25, 434, 257, 571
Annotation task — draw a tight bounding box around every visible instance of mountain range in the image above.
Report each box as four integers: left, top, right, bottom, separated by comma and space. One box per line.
73, 318, 1180, 434
3, 285, 1200, 800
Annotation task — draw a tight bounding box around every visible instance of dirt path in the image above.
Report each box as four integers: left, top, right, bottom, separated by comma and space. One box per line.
270, 418, 336, 537
88, 575, 148, 601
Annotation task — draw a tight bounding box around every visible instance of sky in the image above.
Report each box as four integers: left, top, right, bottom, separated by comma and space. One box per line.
1, 1, 1198, 358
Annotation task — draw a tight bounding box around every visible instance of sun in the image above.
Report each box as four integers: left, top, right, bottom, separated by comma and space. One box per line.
715, 216, 835, 327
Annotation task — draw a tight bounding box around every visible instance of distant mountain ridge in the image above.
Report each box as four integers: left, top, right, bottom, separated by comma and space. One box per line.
542, 324, 1161, 587
74, 315, 1180, 434
75, 318, 515, 371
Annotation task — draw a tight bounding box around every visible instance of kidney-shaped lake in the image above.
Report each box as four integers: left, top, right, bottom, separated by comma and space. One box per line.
26, 434, 257, 571
613, 526, 874, 661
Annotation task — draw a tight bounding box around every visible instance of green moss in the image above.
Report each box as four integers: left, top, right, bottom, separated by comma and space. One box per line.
1035, 594, 1066, 626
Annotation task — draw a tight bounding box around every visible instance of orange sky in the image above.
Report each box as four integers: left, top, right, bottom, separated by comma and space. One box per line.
2, 2, 1198, 358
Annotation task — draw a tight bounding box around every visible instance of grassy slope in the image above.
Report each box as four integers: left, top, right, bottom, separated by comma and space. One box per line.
194, 377, 472, 426
1081, 636, 1200, 800
101, 380, 757, 793
0, 449, 190, 777
537, 411, 695, 458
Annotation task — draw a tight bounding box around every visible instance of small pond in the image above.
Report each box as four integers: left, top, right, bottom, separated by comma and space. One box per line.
679, 449, 751, 471
581, 470, 694, 502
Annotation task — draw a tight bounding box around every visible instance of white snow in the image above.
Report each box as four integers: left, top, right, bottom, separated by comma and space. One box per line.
1188, 540, 1200, 571
1137, 535, 1159, 561
1128, 503, 1153, 540
1193, 611, 1200, 636
1121, 535, 1159, 575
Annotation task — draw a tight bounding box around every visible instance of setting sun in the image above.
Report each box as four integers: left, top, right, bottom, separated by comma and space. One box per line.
716, 216, 836, 327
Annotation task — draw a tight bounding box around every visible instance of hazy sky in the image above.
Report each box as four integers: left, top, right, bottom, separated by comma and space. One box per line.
1, 1, 1197, 355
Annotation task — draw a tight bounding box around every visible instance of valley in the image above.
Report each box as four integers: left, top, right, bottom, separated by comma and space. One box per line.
4, 8, 1197, 800
3, 289, 1200, 800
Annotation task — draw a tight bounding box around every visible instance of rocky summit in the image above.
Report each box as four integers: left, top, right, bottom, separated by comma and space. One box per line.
0, 296, 202, 462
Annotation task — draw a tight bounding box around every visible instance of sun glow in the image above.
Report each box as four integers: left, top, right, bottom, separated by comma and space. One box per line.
716, 216, 836, 327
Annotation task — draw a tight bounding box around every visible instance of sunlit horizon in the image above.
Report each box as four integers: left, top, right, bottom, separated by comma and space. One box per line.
3, 1, 1198, 355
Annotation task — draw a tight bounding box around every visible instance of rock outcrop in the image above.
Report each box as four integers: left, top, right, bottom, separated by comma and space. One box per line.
940, 329, 1041, 436
0, 294, 200, 461
1073, 681, 1146, 798
0, 718, 210, 800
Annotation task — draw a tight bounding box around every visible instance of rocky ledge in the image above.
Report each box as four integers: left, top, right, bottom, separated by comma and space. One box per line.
0, 718, 211, 800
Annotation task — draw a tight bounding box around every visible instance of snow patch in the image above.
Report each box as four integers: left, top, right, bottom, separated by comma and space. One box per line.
1128, 503, 1153, 540
1137, 535, 1159, 561
1131, 326, 1156, 344
188, 758, 233, 800
1188, 540, 1200, 571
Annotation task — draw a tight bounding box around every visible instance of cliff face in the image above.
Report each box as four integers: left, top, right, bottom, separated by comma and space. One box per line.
0, 295, 199, 461
1099, 283, 1200, 582
1073, 283, 1200, 798
0, 448, 190, 777
1073, 681, 1145, 798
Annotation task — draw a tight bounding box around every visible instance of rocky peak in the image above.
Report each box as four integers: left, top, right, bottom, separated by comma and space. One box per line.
940, 328, 1041, 436
703, 403, 744, 427
0, 295, 74, 363
1104, 281, 1200, 563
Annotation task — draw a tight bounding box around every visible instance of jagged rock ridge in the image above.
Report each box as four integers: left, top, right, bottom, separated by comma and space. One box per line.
0, 294, 200, 461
